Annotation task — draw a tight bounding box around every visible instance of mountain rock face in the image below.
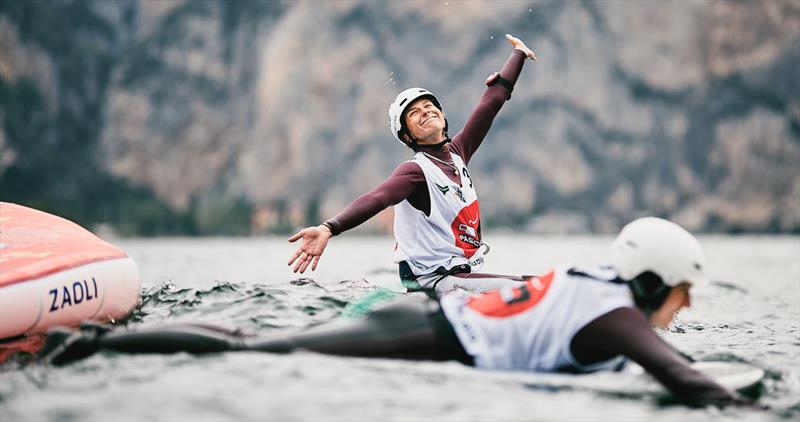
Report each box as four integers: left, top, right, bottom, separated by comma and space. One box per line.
1, 0, 798, 234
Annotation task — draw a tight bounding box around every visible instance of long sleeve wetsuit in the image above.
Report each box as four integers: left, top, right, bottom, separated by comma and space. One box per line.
323, 50, 528, 235
39, 296, 742, 407
571, 307, 738, 405
33, 46, 747, 408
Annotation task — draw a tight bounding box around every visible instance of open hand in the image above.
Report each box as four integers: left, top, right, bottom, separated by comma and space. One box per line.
506, 33, 537, 61
287, 225, 332, 273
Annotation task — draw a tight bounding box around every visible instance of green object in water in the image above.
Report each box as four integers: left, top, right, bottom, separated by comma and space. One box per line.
341, 288, 401, 319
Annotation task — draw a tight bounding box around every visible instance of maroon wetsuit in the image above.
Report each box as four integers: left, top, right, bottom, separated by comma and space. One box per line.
323, 50, 528, 235
571, 307, 739, 405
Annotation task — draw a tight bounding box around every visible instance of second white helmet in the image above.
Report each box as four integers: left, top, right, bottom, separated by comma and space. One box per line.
388, 87, 443, 146
610, 217, 708, 287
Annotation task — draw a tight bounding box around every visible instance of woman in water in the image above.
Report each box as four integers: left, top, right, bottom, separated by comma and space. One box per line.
40, 217, 753, 407
288, 34, 537, 295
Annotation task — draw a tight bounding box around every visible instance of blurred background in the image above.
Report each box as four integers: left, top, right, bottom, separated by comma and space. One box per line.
1, 0, 798, 237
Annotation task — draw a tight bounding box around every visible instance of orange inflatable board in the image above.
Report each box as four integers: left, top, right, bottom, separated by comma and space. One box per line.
0, 202, 141, 340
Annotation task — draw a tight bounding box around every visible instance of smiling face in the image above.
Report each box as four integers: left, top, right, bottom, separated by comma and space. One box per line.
402, 97, 446, 145
650, 283, 692, 329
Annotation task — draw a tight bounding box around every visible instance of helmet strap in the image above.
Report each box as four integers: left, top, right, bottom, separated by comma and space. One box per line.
422, 138, 451, 150
401, 119, 450, 152
628, 271, 671, 316
401, 130, 421, 151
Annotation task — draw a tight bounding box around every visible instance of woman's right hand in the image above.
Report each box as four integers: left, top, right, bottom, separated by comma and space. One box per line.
287, 225, 332, 273
505, 33, 537, 61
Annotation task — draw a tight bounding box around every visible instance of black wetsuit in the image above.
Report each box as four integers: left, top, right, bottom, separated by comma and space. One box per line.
39, 293, 741, 407
40, 295, 467, 364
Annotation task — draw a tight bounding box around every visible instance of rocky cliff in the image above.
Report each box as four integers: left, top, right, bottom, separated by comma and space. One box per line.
1, 0, 798, 234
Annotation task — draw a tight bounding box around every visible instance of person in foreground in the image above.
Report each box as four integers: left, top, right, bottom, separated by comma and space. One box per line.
288, 34, 538, 295
39, 217, 753, 407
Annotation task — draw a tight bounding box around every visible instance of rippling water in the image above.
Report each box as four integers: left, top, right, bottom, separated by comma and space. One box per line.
1, 235, 798, 421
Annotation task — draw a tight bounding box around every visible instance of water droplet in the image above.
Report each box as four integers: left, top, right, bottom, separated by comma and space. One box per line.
392, 81, 396, 85
490, 35, 494, 40
389, 71, 394, 75
529, 8, 532, 13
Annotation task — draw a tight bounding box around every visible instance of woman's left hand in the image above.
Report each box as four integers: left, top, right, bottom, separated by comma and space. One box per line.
505, 33, 537, 61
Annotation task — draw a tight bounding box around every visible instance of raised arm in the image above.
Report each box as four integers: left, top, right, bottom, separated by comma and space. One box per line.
451, 34, 536, 165
287, 162, 423, 273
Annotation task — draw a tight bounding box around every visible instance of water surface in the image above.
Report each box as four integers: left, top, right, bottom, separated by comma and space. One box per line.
1, 235, 798, 421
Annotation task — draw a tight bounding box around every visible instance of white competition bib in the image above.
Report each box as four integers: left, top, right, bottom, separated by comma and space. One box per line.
393, 152, 486, 276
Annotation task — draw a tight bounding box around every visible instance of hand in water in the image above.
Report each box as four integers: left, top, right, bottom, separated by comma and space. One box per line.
287, 225, 332, 273
505, 33, 537, 61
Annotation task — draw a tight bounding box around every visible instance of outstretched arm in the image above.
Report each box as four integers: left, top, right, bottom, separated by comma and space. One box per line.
571, 307, 743, 406
287, 225, 333, 273
322, 162, 423, 235
287, 162, 423, 273
451, 34, 536, 165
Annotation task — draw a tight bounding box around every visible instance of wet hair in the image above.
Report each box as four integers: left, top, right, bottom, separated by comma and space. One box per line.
628, 271, 672, 316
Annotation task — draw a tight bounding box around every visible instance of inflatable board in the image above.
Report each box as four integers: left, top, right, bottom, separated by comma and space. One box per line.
0, 202, 141, 340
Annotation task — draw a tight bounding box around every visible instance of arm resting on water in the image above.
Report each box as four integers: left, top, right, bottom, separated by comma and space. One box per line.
571, 307, 741, 406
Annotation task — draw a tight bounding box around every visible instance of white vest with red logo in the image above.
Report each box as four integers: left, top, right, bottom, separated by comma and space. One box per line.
393, 152, 488, 276
440, 265, 635, 372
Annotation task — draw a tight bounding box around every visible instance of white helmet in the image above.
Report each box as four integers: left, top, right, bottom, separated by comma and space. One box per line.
610, 217, 708, 287
388, 87, 443, 145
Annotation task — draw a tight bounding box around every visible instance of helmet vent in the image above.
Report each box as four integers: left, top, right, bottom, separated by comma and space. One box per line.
399, 98, 408, 106
694, 263, 701, 270
625, 240, 638, 248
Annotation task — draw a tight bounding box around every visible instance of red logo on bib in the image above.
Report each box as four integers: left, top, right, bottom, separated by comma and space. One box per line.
451, 200, 481, 257
467, 271, 555, 317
